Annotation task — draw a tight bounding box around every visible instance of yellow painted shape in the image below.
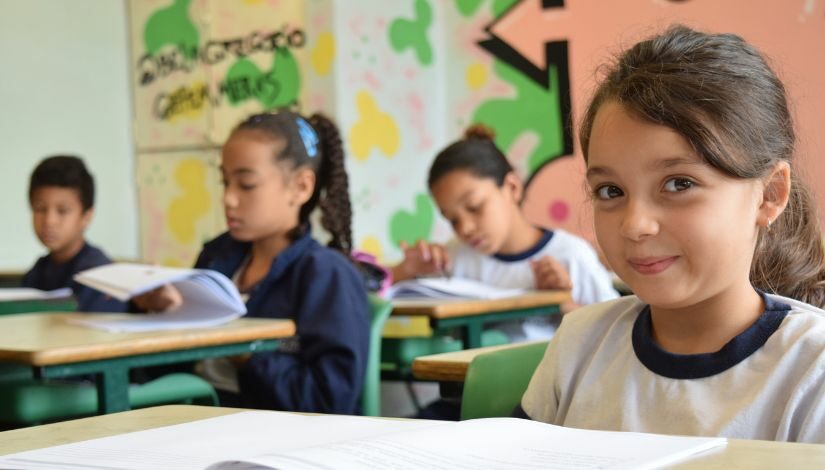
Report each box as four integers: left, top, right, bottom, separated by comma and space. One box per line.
349, 91, 400, 161
311, 32, 335, 76
382, 316, 433, 338
167, 159, 211, 244
465, 62, 488, 90
359, 235, 384, 263
166, 82, 208, 123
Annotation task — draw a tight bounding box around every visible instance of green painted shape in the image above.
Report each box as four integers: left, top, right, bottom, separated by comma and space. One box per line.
388, 0, 434, 66
225, 48, 301, 109
389, 193, 436, 247
473, 60, 564, 176
455, 0, 484, 17
492, 0, 520, 16
144, 0, 199, 59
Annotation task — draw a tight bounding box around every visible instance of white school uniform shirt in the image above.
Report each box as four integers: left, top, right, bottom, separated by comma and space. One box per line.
520, 292, 825, 443
446, 228, 618, 341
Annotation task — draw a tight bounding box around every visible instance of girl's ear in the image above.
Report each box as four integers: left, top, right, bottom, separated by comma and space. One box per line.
757, 161, 791, 228
502, 171, 524, 204
290, 167, 317, 206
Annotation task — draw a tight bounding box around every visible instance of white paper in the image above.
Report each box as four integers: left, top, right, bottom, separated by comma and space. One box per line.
387, 277, 526, 300
70, 263, 246, 332
0, 287, 72, 302
0, 411, 725, 470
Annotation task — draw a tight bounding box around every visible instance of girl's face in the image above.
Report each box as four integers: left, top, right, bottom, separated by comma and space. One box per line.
220, 131, 311, 243
430, 169, 521, 255
585, 101, 764, 309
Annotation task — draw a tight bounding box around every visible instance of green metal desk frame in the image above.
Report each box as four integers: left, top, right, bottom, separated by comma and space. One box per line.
430, 304, 562, 349
29, 339, 278, 415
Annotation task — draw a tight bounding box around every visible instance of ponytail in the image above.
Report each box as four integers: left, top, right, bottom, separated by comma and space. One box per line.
308, 113, 353, 255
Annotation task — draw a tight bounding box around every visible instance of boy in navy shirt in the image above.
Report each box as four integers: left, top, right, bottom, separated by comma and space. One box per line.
23, 155, 125, 312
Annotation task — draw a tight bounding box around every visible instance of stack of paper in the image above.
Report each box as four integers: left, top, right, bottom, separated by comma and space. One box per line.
387, 277, 526, 300
0, 287, 72, 302
0, 411, 726, 470
71, 263, 246, 332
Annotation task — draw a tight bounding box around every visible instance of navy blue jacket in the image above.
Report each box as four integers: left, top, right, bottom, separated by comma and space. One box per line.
23, 242, 126, 312
194, 230, 369, 414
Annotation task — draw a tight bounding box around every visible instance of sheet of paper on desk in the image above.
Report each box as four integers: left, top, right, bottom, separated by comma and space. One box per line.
70, 263, 246, 332
388, 277, 526, 300
0, 287, 72, 301
0, 411, 726, 470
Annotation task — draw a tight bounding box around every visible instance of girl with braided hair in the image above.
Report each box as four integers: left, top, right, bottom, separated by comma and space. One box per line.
136, 110, 368, 414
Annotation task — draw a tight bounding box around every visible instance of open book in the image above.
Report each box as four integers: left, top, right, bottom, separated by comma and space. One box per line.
0, 411, 726, 470
0, 287, 72, 302
71, 263, 246, 332
387, 277, 526, 300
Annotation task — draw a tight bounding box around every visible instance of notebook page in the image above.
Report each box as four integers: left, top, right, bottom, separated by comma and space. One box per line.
389, 277, 526, 300
0, 287, 72, 301
0, 412, 445, 470
214, 418, 725, 470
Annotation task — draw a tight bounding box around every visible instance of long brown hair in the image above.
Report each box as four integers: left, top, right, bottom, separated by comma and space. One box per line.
579, 24, 825, 307
233, 111, 353, 254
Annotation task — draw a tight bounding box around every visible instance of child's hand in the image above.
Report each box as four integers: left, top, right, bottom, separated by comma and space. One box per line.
392, 240, 452, 282
132, 284, 183, 313
530, 256, 573, 291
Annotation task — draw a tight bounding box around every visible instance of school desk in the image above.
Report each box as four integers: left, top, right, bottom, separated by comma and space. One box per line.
0, 270, 24, 288
412, 340, 548, 383
0, 312, 295, 414
390, 290, 570, 349
1, 405, 824, 469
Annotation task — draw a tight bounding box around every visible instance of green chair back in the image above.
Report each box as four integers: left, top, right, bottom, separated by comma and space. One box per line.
460, 341, 549, 420
361, 294, 393, 416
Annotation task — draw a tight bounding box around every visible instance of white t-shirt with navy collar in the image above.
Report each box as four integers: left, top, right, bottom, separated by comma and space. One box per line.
447, 228, 618, 340
520, 292, 825, 443
447, 228, 617, 304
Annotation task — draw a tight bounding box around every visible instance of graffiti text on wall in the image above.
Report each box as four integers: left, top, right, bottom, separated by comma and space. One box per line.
137, 27, 305, 86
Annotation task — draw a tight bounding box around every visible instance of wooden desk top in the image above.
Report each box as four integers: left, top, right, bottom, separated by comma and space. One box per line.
1, 405, 824, 468
392, 290, 570, 319
0, 313, 295, 366
412, 340, 549, 382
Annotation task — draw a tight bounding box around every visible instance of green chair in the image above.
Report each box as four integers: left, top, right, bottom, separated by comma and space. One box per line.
381, 329, 509, 411
361, 294, 394, 416
460, 341, 549, 420
0, 372, 218, 425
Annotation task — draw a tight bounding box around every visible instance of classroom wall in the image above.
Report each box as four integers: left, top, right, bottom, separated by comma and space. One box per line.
0, 0, 137, 270
8, 1, 819, 271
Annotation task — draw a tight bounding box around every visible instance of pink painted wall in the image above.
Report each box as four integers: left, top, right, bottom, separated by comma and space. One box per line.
520, 0, 825, 248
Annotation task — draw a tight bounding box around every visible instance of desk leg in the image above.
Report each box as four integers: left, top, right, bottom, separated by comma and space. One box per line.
465, 320, 484, 349
96, 367, 130, 414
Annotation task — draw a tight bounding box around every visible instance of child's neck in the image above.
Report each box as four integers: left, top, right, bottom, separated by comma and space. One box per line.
49, 238, 85, 264
251, 232, 294, 262
649, 281, 764, 355
496, 212, 544, 256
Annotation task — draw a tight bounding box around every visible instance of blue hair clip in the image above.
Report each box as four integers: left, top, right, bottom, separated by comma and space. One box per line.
295, 117, 319, 158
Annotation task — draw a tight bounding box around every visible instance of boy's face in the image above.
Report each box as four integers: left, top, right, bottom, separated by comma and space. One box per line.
30, 186, 92, 260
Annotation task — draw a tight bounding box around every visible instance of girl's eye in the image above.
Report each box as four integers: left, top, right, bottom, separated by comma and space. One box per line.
595, 185, 623, 200
663, 178, 694, 192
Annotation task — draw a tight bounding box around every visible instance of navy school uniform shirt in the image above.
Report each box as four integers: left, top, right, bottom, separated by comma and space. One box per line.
194, 229, 369, 414
22, 241, 126, 312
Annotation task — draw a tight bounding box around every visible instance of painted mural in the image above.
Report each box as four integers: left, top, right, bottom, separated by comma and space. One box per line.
129, 0, 825, 267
